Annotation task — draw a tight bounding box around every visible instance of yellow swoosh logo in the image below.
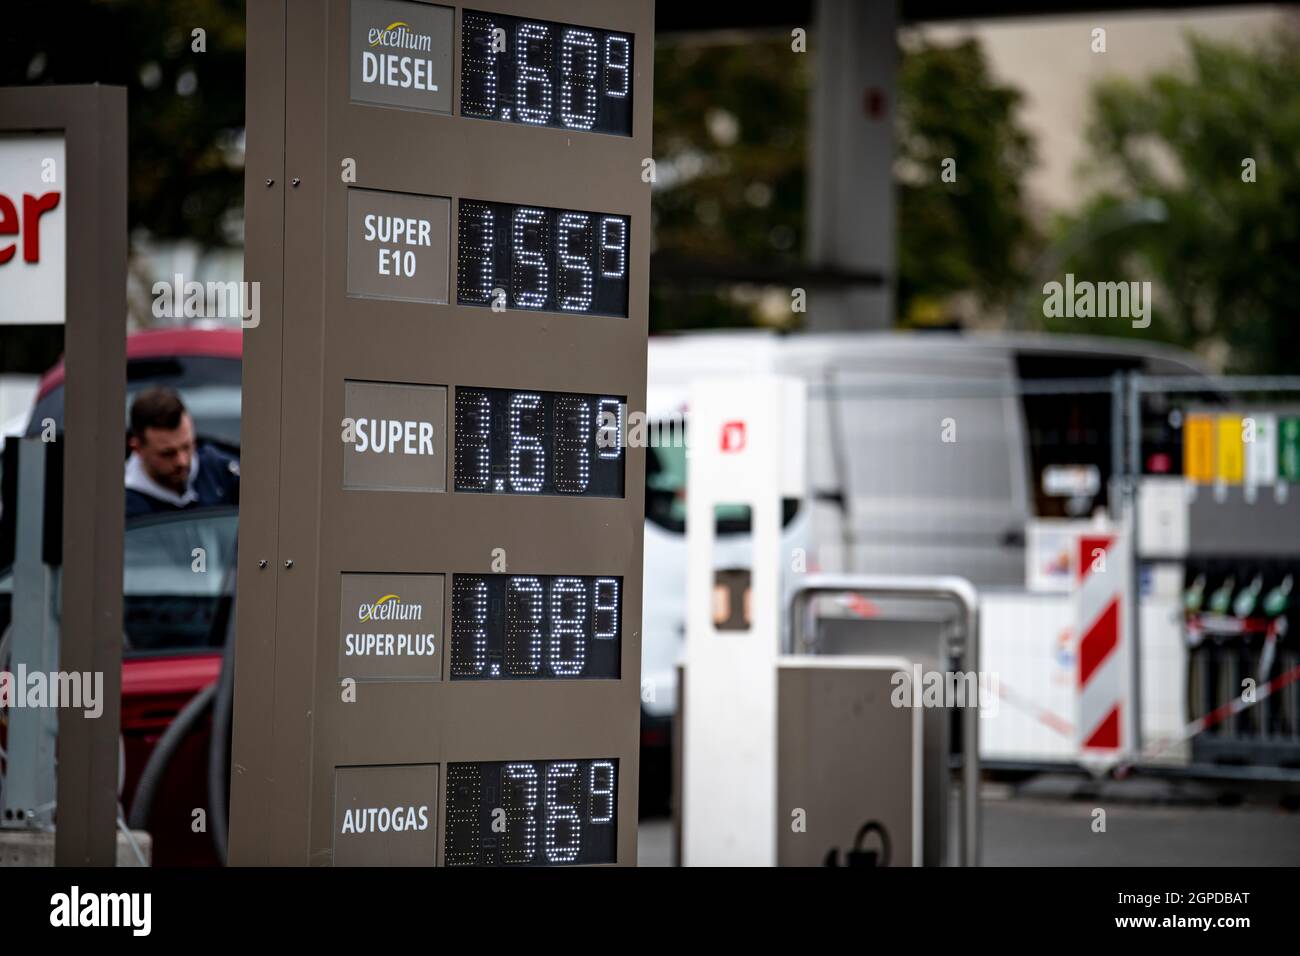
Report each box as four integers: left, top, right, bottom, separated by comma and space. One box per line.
359, 594, 401, 621
370, 21, 409, 46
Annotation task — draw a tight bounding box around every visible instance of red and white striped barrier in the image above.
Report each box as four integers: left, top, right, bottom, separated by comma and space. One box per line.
1076, 532, 1132, 759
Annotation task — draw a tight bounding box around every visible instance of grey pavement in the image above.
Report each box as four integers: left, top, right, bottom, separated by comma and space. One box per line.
638, 780, 1300, 866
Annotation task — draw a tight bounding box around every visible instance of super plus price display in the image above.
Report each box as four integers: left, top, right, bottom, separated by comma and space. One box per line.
451, 574, 622, 679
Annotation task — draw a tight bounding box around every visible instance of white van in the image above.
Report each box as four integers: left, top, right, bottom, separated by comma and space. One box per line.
640, 330, 1208, 737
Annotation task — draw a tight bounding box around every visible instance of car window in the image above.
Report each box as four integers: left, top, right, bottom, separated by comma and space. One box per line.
26, 355, 243, 447
123, 508, 237, 656
0, 511, 236, 658
645, 426, 796, 535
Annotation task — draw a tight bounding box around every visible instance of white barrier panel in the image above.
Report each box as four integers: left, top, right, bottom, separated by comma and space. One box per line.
682, 375, 804, 866
979, 591, 1076, 764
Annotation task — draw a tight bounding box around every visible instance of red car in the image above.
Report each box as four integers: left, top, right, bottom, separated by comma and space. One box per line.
26, 327, 243, 450
7, 328, 242, 865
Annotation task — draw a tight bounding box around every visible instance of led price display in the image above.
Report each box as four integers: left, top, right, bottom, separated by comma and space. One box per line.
454, 386, 625, 497
460, 11, 633, 136
445, 759, 617, 866
457, 199, 630, 317
451, 574, 620, 680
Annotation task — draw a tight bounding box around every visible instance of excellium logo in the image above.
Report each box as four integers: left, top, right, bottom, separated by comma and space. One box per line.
357, 593, 423, 623
368, 21, 433, 51
50, 886, 151, 936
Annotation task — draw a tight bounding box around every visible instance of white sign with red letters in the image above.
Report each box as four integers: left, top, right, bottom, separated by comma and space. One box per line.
0, 133, 66, 325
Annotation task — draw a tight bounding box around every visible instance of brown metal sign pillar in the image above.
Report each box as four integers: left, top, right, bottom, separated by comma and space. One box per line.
0, 84, 128, 866
232, 0, 652, 866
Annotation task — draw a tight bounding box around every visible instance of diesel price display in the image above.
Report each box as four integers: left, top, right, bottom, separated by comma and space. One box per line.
461, 10, 633, 135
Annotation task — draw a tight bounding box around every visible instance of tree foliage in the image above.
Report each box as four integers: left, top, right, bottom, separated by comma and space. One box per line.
896, 37, 1038, 325
1050, 35, 1300, 372
0, 0, 246, 248
650, 34, 1040, 331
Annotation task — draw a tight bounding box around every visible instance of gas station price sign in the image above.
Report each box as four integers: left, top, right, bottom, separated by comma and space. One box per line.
445, 759, 618, 866
232, 0, 649, 869
461, 11, 633, 135
457, 199, 630, 316
451, 574, 621, 679
454, 386, 625, 496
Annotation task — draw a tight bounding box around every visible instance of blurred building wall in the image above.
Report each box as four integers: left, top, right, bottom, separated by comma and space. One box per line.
910, 5, 1299, 215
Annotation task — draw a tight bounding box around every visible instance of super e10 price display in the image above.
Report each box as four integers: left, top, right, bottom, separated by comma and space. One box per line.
460, 11, 633, 136
457, 199, 630, 317
445, 759, 617, 866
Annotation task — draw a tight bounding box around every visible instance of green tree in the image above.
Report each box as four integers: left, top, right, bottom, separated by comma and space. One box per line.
650, 34, 1039, 332
0, 0, 246, 249
650, 35, 810, 332
896, 37, 1038, 326
1047, 35, 1300, 373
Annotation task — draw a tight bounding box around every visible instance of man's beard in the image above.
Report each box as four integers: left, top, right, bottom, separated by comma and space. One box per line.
161, 468, 189, 495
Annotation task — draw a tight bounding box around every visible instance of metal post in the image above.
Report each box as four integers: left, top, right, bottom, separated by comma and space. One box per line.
1126, 372, 1144, 754
1109, 372, 1125, 523
0, 85, 127, 865
805, 0, 897, 330
1, 439, 58, 829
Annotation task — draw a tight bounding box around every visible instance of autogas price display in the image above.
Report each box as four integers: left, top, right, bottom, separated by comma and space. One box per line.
454, 385, 625, 496
457, 199, 630, 317
460, 11, 633, 136
445, 759, 618, 866
451, 574, 621, 679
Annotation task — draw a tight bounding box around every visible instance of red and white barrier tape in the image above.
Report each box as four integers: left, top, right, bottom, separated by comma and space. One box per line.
996, 681, 1075, 738
1114, 660, 1300, 778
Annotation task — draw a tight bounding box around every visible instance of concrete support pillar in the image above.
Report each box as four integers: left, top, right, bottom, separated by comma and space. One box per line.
806, 0, 898, 330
